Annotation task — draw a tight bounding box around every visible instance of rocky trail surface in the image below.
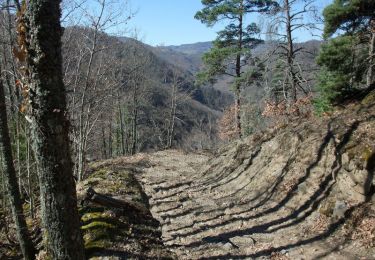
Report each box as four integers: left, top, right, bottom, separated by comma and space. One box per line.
136, 100, 375, 260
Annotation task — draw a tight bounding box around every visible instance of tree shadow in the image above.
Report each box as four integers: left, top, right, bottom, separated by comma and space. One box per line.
165, 119, 364, 257
199, 203, 364, 259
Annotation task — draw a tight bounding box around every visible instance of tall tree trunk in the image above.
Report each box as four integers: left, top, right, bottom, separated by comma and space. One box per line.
0, 76, 35, 260
108, 121, 113, 158
117, 93, 126, 155
167, 82, 177, 149
26, 130, 34, 219
235, 2, 243, 139
24, 1, 85, 259
101, 125, 107, 159
285, 0, 297, 103
131, 84, 138, 155
16, 120, 22, 195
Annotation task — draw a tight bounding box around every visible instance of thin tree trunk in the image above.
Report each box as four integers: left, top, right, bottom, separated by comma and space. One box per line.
102, 125, 107, 159
131, 83, 138, 155
26, 130, 34, 219
117, 93, 125, 155
24, 0, 85, 258
285, 0, 297, 103
108, 121, 113, 157
0, 75, 36, 260
235, 2, 243, 138
16, 120, 22, 196
167, 82, 177, 149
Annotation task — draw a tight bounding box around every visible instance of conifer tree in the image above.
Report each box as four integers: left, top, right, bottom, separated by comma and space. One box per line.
315, 0, 375, 112
195, 0, 277, 138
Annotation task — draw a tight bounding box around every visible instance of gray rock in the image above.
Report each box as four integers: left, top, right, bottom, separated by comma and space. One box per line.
298, 183, 307, 194
332, 200, 347, 219
229, 235, 256, 247
223, 242, 235, 250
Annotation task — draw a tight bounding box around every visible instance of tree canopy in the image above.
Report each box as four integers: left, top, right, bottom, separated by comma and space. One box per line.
323, 0, 375, 38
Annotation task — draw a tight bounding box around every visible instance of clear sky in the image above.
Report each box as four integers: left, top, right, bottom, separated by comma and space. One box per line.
126, 0, 331, 46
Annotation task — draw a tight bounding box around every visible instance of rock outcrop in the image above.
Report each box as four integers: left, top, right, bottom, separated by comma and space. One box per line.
138, 96, 375, 259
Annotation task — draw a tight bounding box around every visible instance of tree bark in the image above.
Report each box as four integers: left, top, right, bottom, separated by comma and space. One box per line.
285, 0, 297, 103
131, 82, 138, 155
0, 75, 35, 260
117, 92, 126, 155
24, 0, 85, 259
235, 0, 244, 139
167, 80, 177, 149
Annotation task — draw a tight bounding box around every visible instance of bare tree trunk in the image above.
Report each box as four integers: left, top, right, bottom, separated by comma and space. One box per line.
131, 84, 138, 155
16, 120, 22, 195
24, 0, 85, 258
0, 75, 35, 260
101, 125, 107, 159
117, 92, 126, 155
108, 121, 113, 157
285, 0, 297, 103
26, 130, 34, 219
167, 81, 177, 149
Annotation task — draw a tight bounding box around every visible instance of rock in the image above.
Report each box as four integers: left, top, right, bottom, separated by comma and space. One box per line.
298, 183, 307, 194
332, 200, 347, 220
229, 236, 256, 247
223, 242, 235, 250
319, 198, 335, 216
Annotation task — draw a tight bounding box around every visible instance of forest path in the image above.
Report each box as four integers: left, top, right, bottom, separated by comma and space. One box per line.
137, 149, 357, 260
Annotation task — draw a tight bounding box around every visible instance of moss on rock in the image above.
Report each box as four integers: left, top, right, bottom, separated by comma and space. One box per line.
77, 159, 175, 259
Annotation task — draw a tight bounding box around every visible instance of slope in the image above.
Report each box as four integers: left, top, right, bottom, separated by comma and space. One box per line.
137, 92, 375, 259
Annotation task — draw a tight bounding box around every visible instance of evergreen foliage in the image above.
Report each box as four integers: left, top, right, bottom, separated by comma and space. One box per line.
195, 0, 277, 137
315, 0, 375, 113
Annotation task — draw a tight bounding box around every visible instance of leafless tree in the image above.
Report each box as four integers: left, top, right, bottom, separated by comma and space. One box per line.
267, 0, 319, 103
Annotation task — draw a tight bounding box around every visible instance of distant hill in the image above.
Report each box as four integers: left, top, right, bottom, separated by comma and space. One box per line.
152, 42, 212, 74
152, 40, 322, 103
162, 41, 213, 55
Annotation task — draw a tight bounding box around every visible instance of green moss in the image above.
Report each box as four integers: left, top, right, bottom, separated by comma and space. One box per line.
81, 212, 106, 223
347, 145, 374, 164
81, 211, 119, 256
82, 221, 115, 230
85, 240, 111, 249
362, 146, 374, 162
89, 168, 110, 179
319, 198, 335, 217
361, 91, 375, 105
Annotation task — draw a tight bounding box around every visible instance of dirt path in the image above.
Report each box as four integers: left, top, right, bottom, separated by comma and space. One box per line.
137, 148, 373, 260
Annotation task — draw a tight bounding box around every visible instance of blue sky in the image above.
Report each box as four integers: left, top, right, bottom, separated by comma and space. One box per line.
126, 0, 331, 46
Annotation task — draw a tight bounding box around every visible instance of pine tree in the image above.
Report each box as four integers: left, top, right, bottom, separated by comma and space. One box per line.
195, 0, 277, 138
315, 0, 375, 112
323, 0, 375, 87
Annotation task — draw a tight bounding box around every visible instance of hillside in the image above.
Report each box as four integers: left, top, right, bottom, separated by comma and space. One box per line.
153, 40, 321, 100
56, 91, 375, 259
65, 29, 233, 157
